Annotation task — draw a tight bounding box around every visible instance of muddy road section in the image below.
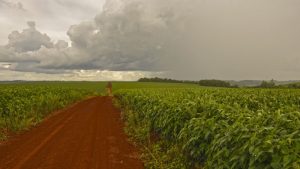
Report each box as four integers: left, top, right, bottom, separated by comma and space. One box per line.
0, 96, 144, 169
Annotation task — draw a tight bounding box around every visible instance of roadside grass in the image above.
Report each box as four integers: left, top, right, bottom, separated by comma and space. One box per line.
114, 98, 190, 169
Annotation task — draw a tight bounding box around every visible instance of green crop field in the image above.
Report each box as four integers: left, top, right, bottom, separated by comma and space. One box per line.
0, 82, 198, 140
1, 82, 299, 168
115, 88, 300, 169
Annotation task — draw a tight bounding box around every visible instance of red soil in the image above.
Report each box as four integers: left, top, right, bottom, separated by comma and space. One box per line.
0, 96, 144, 169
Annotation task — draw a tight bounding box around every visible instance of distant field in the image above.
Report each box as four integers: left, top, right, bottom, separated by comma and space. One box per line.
0, 81, 199, 140
0, 81, 199, 92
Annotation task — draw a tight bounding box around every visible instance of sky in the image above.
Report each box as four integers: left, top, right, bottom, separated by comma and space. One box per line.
0, 0, 300, 81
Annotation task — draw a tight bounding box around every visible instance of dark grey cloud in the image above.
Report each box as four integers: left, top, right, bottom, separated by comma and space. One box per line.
64, 0, 168, 71
67, 21, 97, 49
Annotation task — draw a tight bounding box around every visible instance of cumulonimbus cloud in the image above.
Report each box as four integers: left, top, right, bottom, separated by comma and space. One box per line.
0, 0, 300, 80
0, 0, 172, 73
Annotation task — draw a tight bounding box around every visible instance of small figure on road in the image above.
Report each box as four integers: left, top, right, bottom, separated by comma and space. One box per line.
106, 82, 112, 96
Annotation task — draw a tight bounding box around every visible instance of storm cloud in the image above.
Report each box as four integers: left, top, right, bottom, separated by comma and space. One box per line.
0, 0, 300, 80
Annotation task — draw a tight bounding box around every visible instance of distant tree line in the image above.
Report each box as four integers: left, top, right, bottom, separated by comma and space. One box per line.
198, 79, 236, 88
250, 79, 298, 89
278, 82, 300, 89
138, 77, 237, 87
139, 77, 300, 89
286, 83, 300, 88
258, 80, 276, 88
138, 77, 198, 84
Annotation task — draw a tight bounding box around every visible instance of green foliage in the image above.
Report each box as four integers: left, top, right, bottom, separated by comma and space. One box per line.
259, 80, 276, 88
0, 85, 97, 138
286, 83, 300, 89
199, 79, 233, 88
112, 82, 199, 91
115, 88, 300, 169
141, 141, 188, 169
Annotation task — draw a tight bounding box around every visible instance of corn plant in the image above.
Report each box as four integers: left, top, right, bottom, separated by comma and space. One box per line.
115, 88, 300, 169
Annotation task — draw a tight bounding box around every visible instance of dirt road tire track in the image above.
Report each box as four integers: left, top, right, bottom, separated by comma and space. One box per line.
0, 96, 144, 169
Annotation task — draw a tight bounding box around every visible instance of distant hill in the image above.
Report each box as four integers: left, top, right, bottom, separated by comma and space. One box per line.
278, 81, 300, 88
0, 80, 28, 84
138, 77, 198, 84
228, 80, 262, 87
229, 80, 300, 87
2, 79, 300, 88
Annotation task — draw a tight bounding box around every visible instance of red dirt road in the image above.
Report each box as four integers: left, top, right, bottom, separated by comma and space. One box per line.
0, 96, 144, 169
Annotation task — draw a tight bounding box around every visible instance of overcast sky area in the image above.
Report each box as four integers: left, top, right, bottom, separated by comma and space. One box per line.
0, 0, 300, 81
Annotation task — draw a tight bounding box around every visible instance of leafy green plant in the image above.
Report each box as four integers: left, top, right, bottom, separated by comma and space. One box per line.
0, 85, 97, 138
115, 88, 300, 169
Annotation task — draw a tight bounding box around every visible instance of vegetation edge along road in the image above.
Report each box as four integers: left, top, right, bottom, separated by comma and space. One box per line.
0, 96, 144, 169
0, 86, 98, 140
